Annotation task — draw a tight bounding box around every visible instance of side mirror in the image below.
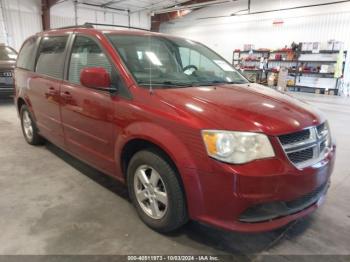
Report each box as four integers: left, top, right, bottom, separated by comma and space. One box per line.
80, 67, 112, 91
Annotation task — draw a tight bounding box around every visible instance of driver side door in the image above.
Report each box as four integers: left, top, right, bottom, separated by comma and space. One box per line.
60, 35, 118, 174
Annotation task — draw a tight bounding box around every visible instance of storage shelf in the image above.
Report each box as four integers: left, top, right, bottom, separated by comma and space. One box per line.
299, 50, 346, 54
266, 69, 297, 73
242, 59, 261, 62
236, 50, 270, 53
288, 85, 339, 95
270, 50, 291, 53
233, 48, 346, 94
298, 60, 336, 63
289, 85, 337, 90
241, 69, 262, 71
299, 72, 335, 78
269, 60, 298, 62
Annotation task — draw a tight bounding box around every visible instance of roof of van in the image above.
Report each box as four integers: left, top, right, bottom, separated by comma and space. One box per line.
38, 24, 181, 40
38, 24, 170, 36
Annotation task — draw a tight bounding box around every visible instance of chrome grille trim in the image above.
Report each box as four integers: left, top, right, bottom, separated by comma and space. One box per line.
278, 123, 330, 169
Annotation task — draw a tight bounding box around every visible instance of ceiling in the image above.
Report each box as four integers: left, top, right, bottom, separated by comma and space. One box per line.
79, 0, 191, 13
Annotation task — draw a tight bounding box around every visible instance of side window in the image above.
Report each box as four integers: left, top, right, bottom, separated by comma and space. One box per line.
17, 37, 37, 70
36, 36, 68, 79
68, 36, 112, 85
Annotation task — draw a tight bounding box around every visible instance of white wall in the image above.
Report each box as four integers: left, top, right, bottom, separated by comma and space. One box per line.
160, 0, 350, 60
50, 0, 151, 30
0, 0, 42, 50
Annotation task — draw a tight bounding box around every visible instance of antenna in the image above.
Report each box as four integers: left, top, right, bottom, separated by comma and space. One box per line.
148, 35, 153, 95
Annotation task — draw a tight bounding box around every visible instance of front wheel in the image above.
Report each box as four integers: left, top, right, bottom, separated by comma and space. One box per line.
127, 149, 188, 232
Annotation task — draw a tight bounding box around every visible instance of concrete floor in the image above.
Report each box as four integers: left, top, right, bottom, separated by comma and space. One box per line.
0, 93, 349, 257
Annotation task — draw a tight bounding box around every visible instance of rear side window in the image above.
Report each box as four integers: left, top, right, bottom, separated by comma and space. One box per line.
36, 36, 68, 79
17, 37, 37, 70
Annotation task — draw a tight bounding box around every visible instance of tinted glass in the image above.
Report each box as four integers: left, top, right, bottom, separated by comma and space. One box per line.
17, 38, 36, 70
0, 46, 17, 61
107, 34, 248, 88
68, 36, 112, 85
36, 36, 68, 78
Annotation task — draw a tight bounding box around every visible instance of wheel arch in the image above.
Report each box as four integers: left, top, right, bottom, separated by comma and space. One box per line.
17, 97, 26, 114
120, 137, 190, 215
16, 96, 37, 121
116, 122, 197, 180
120, 138, 181, 182
116, 122, 201, 211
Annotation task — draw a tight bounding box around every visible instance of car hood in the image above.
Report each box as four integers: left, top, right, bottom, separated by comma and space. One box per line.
0, 60, 16, 69
154, 83, 325, 136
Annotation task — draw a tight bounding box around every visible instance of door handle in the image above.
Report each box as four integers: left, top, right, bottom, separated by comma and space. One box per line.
61, 91, 73, 103
45, 87, 57, 97
61, 91, 72, 98
48, 87, 56, 93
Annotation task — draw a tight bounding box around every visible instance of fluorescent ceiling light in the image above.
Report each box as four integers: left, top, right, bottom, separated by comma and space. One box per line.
145, 51, 163, 66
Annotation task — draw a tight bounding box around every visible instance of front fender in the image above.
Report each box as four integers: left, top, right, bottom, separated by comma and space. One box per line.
115, 121, 197, 170
114, 121, 204, 219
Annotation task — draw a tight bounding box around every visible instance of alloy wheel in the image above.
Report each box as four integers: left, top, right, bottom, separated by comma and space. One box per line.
22, 111, 33, 141
133, 165, 168, 219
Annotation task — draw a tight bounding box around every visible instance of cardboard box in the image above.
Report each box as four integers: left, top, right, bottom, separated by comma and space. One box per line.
312, 42, 321, 53
333, 41, 343, 51
244, 44, 255, 51
277, 68, 289, 91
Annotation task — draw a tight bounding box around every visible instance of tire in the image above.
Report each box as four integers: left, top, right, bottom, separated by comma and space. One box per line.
20, 105, 45, 145
127, 149, 188, 232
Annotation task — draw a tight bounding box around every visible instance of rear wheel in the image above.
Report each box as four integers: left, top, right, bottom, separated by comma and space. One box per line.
20, 105, 45, 145
127, 149, 188, 232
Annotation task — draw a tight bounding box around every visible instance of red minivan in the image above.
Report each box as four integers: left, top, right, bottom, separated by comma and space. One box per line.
14, 25, 335, 233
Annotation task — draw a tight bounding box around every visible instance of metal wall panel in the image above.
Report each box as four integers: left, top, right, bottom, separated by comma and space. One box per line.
50, 1, 150, 30
160, 0, 350, 86
0, 0, 42, 50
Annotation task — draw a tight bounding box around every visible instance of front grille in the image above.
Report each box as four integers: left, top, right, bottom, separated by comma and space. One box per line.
288, 148, 314, 164
279, 129, 310, 145
287, 182, 327, 209
239, 182, 329, 223
278, 123, 330, 169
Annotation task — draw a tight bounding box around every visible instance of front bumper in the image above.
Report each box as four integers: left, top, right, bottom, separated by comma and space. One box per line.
238, 181, 329, 223
181, 144, 335, 233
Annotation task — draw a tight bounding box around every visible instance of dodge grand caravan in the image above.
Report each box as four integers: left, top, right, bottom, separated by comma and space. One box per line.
14, 25, 335, 233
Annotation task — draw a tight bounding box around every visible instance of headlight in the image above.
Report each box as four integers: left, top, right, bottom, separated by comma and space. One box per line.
324, 121, 332, 148
202, 130, 275, 164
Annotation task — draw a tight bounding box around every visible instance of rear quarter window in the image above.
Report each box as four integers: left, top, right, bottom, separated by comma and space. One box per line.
17, 37, 37, 70
35, 36, 68, 79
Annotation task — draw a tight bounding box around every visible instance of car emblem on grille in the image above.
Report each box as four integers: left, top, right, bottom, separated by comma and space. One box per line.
310, 126, 327, 156
279, 124, 329, 169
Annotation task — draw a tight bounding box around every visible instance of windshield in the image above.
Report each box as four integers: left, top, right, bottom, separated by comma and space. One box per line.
107, 34, 248, 88
0, 46, 17, 61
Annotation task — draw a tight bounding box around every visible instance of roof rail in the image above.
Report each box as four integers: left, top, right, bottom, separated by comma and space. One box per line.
84, 23, 150, 32
56, 24, 94, 30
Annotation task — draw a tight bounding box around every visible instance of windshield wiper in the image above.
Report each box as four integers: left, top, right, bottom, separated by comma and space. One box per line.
138, 81, 195, 87
197, 80, 248, 86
